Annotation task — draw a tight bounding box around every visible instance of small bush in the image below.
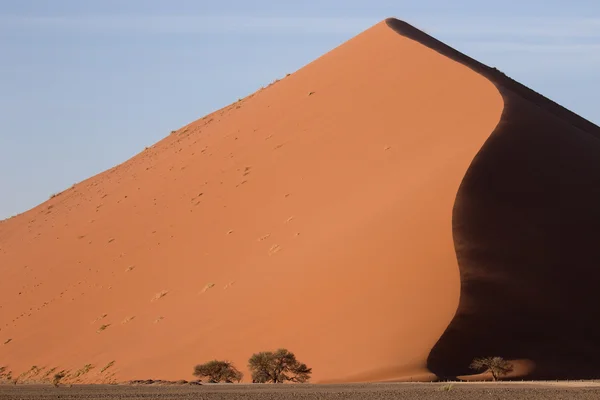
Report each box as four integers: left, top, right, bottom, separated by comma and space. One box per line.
152, 290, 168, 302
470, 356, 512, 381
248, 348, 311, 383
193, 360, 243, 383
53, 371, 66, 387
74, 364, 94, 378
0, 366, 13, 382
43, 367, 57, 379
201, 283, 215, 293
439, 383, 454, 391
100, 361, 115, 373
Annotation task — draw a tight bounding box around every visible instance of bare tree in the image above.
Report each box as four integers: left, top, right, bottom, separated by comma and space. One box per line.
248, 349, 312, 383
469, 357, 513, 381
193, 360, 243, 383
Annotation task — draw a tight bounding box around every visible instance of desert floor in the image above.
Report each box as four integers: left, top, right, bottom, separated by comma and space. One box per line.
2, 382, 600, 399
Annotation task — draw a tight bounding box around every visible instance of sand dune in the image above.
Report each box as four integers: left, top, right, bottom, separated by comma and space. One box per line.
0, 17, 596, 383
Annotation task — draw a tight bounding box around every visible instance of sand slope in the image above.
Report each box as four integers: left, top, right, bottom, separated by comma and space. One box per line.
2, 17, 592, 383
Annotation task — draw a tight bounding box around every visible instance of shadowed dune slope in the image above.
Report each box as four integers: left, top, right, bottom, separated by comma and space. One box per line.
384, 20, 600, 380
0, 19, 506, 383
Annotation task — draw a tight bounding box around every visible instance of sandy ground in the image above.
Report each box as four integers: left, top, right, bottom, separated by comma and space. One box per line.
3, 383, 600, 400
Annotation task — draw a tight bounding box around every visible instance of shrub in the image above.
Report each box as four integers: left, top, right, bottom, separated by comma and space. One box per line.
74, 364, 94, 378
248, 348, 311, 383
43, 367, 57, 379
469, 356, 512, 381
0, 366, 13, 382
100, 361, 115, 373
439, 383, 454, 391
53, 371, 66, 387
193, 360, 243, 383
152, 290, 168, 302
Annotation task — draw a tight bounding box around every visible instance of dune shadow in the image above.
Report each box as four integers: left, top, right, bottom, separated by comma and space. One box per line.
386, 18, 600, 379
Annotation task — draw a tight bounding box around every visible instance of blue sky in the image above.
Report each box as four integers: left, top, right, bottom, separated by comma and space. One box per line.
1, 1, 599, 219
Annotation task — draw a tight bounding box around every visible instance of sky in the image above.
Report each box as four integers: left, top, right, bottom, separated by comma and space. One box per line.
1, 1, 599, 219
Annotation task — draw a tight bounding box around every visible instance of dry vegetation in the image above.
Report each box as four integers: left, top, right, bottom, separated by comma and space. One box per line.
248, 349, 311, 383
152, 290, 169, 302
193, 361, 243, 383
470, 356, 513, 381
192, 349, 311, 385
101, 361, 116, 373
52, 371, 66, 387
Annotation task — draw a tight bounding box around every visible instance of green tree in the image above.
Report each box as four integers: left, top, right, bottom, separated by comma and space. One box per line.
193, 360, 243, 383
248, 349, 312, 383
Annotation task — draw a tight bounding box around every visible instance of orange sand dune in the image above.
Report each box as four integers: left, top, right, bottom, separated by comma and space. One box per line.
0, 18, 596, 383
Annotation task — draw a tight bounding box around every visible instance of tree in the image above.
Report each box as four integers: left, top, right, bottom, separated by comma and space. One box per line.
469, 356, 513, 381
193, 360, 243, 383
248, 348, 312, 383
